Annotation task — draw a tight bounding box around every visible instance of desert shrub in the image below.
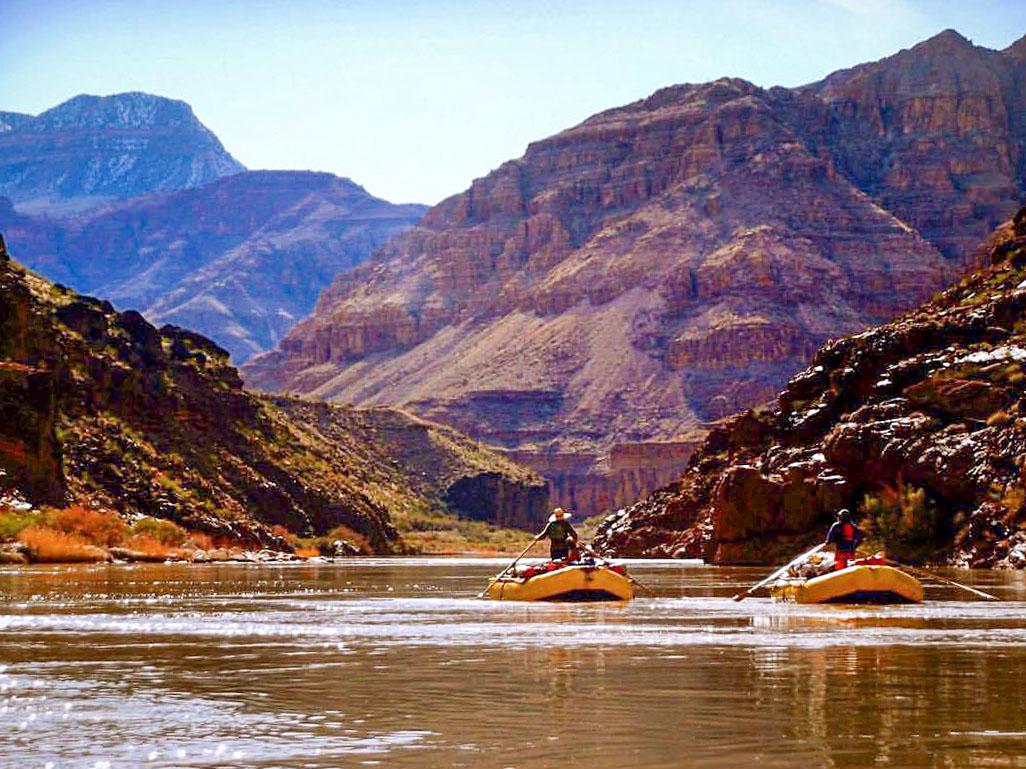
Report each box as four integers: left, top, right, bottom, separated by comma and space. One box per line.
186, 530, 243, 552
0, 508, 42, 540
268, 524, 293, 542
188, 531, 216, 550
861, 483, 942, 561
404, 517, 449, 532
43, 505, 126, 547
130, 517, 188, 546
292, 524, 372, 556
399, 515, 535, 555
987, 410, 1011, 426
325, 523, 363, 542
18, 527, 108, 563
325, 524, 370, 553
122, 534, 177, 559
1002, 485, 1026, 517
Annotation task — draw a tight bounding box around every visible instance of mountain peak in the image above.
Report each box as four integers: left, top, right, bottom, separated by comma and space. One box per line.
1003, 32, 1026, 58
36, 92, 198, 132
0, 91, 245, 214
911, 28, 975, 55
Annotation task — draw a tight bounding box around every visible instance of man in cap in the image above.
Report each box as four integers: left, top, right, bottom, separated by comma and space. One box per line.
825, 508, 863, 571
539, 508, 580, 562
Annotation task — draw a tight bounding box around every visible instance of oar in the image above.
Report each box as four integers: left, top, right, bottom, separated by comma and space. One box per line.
578, 543, 657, 597
852, 548, 1001, 601
623, 572, 658, 598
476, 534, 543, 598
886, 559, 1000, 601
732, 542, 826, 602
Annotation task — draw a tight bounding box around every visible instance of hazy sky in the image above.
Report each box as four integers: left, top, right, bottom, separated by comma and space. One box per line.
5, 0, 1026, 205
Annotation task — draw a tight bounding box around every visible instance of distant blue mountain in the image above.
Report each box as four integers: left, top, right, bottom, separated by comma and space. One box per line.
0, 171, 427, 362
0, 92, 245, 215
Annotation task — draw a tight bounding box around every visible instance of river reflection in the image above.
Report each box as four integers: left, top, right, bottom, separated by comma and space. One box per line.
1, 558, 1025, 768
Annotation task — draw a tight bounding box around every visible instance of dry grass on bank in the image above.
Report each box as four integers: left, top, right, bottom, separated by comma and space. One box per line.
1, 500, 548, 561
43, 505, 126, 546
0, 504, 224, 563
17, 526, 108, 562
397, 513, 536, 555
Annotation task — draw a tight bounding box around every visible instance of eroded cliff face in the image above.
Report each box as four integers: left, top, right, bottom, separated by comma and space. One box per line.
0, 250, 546, 550
593, 208, 1026, 568
799, 29, 1026, 264
502, 436, 703, 518
246, 30, 1026, 517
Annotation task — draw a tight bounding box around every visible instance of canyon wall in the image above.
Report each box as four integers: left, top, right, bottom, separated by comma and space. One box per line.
246, 31, 1026, 518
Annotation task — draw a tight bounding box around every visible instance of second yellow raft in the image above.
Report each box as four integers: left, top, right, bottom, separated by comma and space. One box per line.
771, 564, 924, 604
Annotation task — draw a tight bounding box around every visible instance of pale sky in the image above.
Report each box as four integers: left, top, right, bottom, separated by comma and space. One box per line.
5, 0, 1026, 205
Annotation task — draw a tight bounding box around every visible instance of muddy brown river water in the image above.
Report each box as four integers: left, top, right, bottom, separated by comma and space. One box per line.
1, 558, 1025, 768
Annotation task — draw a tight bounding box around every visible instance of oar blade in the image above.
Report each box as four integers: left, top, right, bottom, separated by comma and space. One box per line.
733, 542, 827, 602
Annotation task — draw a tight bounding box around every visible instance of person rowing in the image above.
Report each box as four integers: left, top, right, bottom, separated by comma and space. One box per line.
539, 507, 580, 562
825, 508, 863, 571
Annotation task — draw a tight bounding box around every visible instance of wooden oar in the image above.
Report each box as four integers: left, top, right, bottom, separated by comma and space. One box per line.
623, 572, 657, 597
887, 559, 1000, 601
732, 542, 827, 602
476, 534, 543, 598
852, 548, 1001, 601
578, 543, 657, 597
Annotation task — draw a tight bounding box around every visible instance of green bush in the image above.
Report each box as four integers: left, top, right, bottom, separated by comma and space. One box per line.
860, 484, 941, 561
0, 508, 42, 540
130, 516, 188, 546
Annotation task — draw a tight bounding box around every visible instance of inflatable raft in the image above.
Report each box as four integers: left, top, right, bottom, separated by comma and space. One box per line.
771, 563, 923, 604
484, 563, 634, 601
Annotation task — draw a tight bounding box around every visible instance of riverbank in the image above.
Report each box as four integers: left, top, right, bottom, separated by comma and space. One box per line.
0, 501, 542, 565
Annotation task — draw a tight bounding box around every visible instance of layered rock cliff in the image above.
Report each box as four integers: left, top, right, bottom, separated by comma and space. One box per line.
0, 92, 244, 214
0, 244, 546, 552
593, 208, 1026, 568
246, 30, 1026, 514
0, 171, 427, 362
799, 29, 1026, 264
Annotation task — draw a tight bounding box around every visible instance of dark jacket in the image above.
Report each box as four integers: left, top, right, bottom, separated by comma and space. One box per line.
826, 520, 863, 553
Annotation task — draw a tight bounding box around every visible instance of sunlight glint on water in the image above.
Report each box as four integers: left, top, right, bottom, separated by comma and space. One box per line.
1, 559, 1026, 768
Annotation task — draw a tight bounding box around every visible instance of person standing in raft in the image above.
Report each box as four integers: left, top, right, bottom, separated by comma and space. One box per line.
540, 508, 579, 562
825, 509, 863, 570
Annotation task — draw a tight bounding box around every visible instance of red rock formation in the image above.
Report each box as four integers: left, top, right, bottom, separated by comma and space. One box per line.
245, 31, 1026, 517
593, 208, 1026, 568
799, 29, 1026, 264
505, 437, 703, 518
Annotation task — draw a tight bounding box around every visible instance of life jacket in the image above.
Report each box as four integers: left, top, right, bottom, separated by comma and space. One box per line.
836, 522, 858, 551
546, 520, 575, 543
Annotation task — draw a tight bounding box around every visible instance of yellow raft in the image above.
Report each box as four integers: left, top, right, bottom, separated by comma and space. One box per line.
484, 564, 634, 602
771, 564, 924, 604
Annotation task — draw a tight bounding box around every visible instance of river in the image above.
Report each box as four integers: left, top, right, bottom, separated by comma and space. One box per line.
1, 558, 1025, 768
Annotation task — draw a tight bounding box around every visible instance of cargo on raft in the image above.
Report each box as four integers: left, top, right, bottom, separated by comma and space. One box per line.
770, 557, 924, 604
483, 560, 635, 602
